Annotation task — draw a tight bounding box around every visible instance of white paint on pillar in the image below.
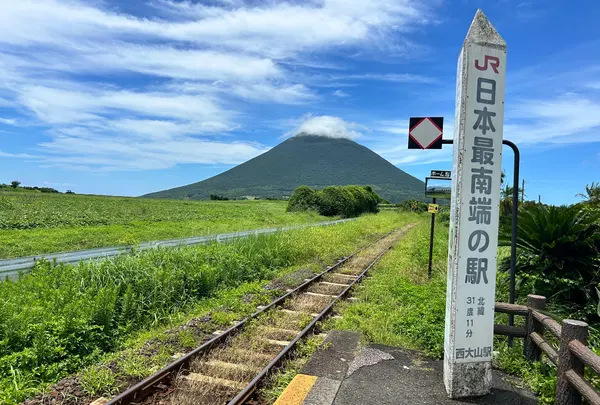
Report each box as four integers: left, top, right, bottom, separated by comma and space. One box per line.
444, 9, 507, 398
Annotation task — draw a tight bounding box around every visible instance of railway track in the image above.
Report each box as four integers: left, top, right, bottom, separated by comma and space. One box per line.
103, 225, 412, 405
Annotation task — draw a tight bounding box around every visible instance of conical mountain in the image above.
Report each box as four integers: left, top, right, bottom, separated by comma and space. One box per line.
143, 134, 424, 203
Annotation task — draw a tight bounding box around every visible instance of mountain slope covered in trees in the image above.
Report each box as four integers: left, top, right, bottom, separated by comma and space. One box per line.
143, 134, 424, 203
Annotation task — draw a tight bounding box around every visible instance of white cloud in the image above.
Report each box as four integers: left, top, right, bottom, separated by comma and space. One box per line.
369, 91, 600, 167
288, 115, 366, 139
376, 119, 410, 135
43, 181, 75, 187
0, 118, 17, 125
17, 85, 231, 127
162, 80, 316, 105
0, 97, 14, 107
0, 0, 437, 171
227, 83, 317, 104
139, 0, 429, 58
505, 94, 600, 145
341, 73, 436, 83
588, 82, 600, 90
105, 119, 231, 139
79, 45, 282, 81
37, 131, 269, 171
0, 150, 39, 158
0, 0, 431, 58
332, 89, 350, 98
380, 148, 452, 166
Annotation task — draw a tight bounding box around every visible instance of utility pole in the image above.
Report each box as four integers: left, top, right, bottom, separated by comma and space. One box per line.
521, 179, 525, 202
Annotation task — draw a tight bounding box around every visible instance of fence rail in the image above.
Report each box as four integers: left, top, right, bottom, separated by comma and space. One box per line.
494, 294, 600, 405
0, 218, 356, 279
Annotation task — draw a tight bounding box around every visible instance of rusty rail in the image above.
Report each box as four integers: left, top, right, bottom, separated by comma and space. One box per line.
226, 244, 393, 405
494, 294, 600, 405
105, 229, 399, 405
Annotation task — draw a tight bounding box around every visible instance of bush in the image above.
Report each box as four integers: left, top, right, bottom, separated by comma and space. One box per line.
499, 204, 600, 320
397, 199, 428, 212
209, 194, 229, 201
21, 186, 59, 193
286, 186, 320, 212
287, 185, 380, 218
437, 205, 450, 223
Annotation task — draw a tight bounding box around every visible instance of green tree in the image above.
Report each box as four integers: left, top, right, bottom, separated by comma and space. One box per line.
287, 185, 381, 217
501, 184, 526, 201
10, 180, 20, 189
576, 182, 600, 206
287, 186, 320, 212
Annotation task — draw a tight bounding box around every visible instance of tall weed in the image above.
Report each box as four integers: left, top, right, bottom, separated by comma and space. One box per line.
0, 212, 413, 402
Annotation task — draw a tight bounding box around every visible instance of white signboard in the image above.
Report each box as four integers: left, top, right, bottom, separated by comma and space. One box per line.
444, 9, 506, 398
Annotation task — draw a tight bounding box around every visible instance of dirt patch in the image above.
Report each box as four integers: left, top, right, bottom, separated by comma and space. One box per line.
21, 376, 91, 405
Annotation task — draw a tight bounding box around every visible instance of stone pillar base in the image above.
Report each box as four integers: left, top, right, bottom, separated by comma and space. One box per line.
443, 359, 492, 398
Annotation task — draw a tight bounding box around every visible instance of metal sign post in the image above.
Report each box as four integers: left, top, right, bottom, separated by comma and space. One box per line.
443, 9, 507, 398
425, 171, 451, 280
428, 198, 437, 279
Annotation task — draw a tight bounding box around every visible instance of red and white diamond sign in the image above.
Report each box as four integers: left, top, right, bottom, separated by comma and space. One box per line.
408, 117, 444, 149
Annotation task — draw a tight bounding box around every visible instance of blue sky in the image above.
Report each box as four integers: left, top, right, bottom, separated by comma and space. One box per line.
0, 0, 598, 204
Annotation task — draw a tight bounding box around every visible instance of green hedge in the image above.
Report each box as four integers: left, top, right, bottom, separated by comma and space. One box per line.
287, 185, 381, 218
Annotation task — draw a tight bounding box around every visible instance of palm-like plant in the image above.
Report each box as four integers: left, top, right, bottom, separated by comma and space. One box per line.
577, 182, 600, 206
500, 204, 600, 319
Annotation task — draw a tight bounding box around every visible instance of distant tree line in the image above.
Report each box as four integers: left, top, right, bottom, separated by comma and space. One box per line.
0, 180, 74, 194
287, 185, 383, 218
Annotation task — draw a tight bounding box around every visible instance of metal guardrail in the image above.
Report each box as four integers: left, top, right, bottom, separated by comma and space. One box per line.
0, 218, 356, 279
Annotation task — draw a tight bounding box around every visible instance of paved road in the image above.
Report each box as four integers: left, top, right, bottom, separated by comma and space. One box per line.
0, 218, 356, 279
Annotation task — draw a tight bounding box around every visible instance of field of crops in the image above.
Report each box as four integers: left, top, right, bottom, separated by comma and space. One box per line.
0, 211, 416, 404
0, 192, 325, 258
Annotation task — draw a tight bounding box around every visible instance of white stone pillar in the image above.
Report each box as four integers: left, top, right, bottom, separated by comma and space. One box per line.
444, 9, 506, 398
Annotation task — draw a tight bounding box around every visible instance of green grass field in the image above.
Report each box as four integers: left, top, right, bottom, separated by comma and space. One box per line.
0, 211, 414, 404
0, 192, 325, 258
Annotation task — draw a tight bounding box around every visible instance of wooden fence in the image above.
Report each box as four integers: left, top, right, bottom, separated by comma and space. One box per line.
495, 294, 600, 405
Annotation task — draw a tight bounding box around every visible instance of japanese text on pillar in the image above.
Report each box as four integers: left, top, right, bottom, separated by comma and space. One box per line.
456, 53, 501, 361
